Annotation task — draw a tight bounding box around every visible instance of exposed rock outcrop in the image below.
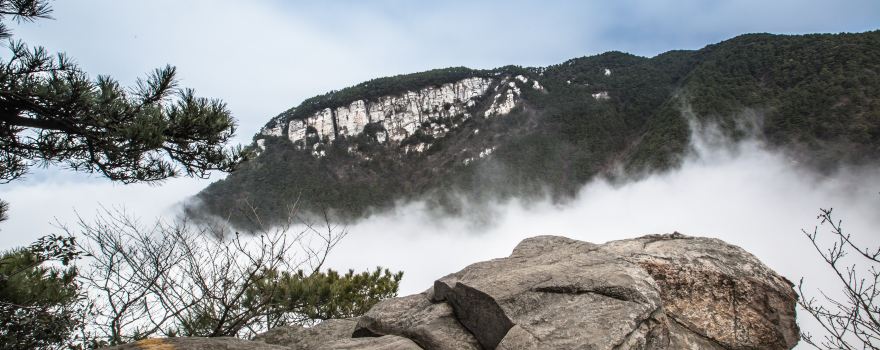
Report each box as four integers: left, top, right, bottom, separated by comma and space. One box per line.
253, 74, 549, 156
354, 293, 482, 350
108, 233, 799, 349
279, 77, 495, 144
252, 319, 360, 349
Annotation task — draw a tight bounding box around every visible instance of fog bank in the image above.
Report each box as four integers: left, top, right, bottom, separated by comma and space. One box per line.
318, 136, 879, 347
2, 131, 878, 347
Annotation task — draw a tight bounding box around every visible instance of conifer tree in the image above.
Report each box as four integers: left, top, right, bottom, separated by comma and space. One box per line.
0, 0, 243, 185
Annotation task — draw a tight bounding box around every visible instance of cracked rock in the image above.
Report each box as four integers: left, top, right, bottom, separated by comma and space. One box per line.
253, 318, 359, 349
354, 293, 481, 350
601, 233, 800, 349
107, 234, 798, 350
432, 235, 663, 349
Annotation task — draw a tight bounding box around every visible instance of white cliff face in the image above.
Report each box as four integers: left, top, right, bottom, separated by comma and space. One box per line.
286, 77, 494, 144
532, 80, 544, 90
307, 108, 337, 142
255, 75, 541, 159
335, 100, 369, 137
260, 118, 285, 137
485, 81, 521, 117
516, 74, 544, 91
288, 120, 307, 142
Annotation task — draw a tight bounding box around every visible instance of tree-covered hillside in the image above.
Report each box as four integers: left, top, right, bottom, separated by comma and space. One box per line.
194, 31, 880, 229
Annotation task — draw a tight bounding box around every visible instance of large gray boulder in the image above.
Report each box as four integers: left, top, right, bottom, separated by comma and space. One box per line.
106, 233, 799, 350
253, 318, 359, 349
395, 233, 795, 349
353, 293, 481, 350
601, 233, 800, 349
316, 335, 423, 350
431, 235, 666, 349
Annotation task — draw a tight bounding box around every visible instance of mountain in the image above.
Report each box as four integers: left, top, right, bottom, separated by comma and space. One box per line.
107, 234, 800, 349
193, 31, 880, 229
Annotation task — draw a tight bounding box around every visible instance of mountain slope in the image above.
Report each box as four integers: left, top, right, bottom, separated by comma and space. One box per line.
193, 31, 880, 229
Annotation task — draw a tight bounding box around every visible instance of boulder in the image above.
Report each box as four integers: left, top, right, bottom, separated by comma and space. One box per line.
601, 233, 800, 349
354, 293, 481, 350
427, 234, 797, 349
106, 233, 799, 350
317, 335, 423, 350
431, 235, 666, 349
253, 318, 359, 349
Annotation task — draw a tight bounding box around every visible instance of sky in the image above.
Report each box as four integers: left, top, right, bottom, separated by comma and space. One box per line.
1, 1, 879, 346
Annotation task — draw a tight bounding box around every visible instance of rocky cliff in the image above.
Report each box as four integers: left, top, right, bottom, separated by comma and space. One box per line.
256, 75, 537, 157
109, 233, 800, 349
194, 31, 880, 228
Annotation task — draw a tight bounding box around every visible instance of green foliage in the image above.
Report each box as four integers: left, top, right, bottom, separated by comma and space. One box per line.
199, 30, 880, 227
176, 267, 402, 338
0, 41, 244, 183
0, 0, 52, 40
0, 0, 243, 183
268, 267, 403, 322
682, 32, 880, 167
0, 235, 83, 350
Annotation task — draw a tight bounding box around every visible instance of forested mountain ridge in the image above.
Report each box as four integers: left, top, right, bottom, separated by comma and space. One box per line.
193, 31, 880, 229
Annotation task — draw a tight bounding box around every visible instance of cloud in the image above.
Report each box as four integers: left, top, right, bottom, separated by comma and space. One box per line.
0, 173, 215, 248
322, 136, 880, 293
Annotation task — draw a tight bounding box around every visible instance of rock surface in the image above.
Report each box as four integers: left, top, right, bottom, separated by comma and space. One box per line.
354, 293, 482, 350
281, 77, 495, 144
253, 318, 359, 349
107, 337, 290, 350
601, 233, 801, 349
107, 233, 799, 349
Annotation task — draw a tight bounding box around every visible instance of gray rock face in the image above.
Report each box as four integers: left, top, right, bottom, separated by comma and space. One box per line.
106, 234, 798, 350
281, 77, 495, 144
601, 233, 800, 349
431, 235, 666, 349
317, 335, 423, 350
253, 318, 359, 349
354, 293, 481, 350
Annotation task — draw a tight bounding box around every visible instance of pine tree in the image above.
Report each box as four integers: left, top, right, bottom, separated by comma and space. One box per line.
0, 235, 83, 349
0, 0, 243, 184
0, 1, 244, 347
